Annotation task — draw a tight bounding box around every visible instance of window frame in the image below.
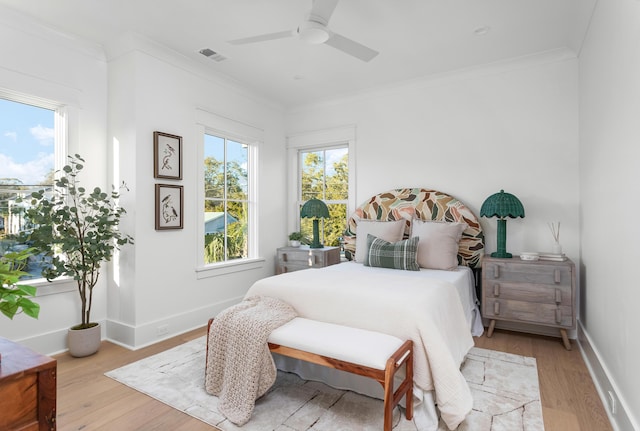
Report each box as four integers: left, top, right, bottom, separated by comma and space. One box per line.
287, 126, 356, 236
195, 109, 263, 279
0, 90, 74, 296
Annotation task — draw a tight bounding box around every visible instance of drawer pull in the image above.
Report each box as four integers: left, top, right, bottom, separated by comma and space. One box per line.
554, 269, 561, 284
493, 265, 500, 278
555, 288, 562, 304
555, 308, 562, 324
494, 301, 500, 315
282, 253, 288, 262
493, 284, 500, 297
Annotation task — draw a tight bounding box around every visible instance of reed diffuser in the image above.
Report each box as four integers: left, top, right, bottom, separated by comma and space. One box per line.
548, 221, 562, 254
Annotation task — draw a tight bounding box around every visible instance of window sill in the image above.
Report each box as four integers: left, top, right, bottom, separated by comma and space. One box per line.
196, 258, 266, 280
30, 277, 76, 297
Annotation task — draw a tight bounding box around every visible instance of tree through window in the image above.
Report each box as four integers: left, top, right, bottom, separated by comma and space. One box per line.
0, 97, 57, 280
299, 146, 348, 248
203, 133, 250, 263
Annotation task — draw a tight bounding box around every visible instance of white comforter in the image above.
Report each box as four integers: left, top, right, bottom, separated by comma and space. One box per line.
245, 262, 474, 429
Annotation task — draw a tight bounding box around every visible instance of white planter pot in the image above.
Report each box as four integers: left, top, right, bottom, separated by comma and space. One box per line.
289, 240, 301, 247
67, 323, 101, 357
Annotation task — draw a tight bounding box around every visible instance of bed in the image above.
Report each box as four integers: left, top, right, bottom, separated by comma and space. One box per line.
246, 188, 485, 430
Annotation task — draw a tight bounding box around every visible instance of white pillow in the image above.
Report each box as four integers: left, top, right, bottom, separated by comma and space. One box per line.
410, 220, 468, 270
355, 220, 406, 263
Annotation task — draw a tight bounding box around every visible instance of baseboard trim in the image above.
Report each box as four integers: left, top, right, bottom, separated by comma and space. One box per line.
577, 321, 638, 431
106, 296, 242, 350
13, 320, 108, 356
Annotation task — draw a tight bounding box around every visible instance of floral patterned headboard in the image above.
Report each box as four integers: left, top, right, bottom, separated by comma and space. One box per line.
343, 188, 485, 268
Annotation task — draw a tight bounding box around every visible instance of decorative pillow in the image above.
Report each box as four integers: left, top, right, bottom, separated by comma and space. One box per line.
355, 220, 406, 263
410, 220, 468, 270
364, 234, 420, 271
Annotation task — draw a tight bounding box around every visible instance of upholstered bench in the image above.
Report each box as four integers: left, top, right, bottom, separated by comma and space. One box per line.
207, 317, 414, 431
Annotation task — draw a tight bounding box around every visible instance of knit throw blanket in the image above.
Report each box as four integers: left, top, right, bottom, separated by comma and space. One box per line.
204, 296, 297, 426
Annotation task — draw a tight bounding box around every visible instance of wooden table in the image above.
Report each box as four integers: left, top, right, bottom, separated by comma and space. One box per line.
0, 337, 57, 430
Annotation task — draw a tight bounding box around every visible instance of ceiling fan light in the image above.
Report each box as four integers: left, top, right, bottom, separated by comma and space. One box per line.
297, 21, 330, 44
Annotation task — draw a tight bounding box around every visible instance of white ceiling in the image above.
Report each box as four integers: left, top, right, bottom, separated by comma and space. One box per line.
0, 0, 597, 108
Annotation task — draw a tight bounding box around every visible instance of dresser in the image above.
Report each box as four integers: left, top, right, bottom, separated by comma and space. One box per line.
481, 255, 576, 350
276, 246, 341, 274
0, 337, 57, 430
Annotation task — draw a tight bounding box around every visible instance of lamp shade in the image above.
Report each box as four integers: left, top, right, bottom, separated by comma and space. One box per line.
300, 198, 330, 249
480, 190, 525, 219
480, 190, 524, 259
300, 198, 330, 219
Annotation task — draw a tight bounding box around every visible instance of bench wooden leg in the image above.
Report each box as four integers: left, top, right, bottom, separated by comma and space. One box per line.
383, 340, 413, 431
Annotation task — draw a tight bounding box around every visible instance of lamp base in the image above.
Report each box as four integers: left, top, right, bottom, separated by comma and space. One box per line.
309, 219, 323, 248
490, 251, 513, 258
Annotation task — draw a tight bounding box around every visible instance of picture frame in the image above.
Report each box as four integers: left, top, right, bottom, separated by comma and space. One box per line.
153, 131, 182, 180
155, 184, 184, 230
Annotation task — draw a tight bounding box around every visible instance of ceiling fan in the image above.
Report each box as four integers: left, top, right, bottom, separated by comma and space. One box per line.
227, 0, 379, 62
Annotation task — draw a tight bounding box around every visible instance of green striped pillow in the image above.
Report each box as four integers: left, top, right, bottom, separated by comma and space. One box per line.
364, 234, 420, 271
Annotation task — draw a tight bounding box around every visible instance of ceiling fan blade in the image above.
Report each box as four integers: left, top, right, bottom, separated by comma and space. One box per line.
228, 30, 293, 45
309, 0, 339, 25
325, 33, 379, 62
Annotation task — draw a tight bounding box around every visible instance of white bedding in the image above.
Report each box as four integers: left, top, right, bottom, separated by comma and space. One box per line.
245, 261, 478, 430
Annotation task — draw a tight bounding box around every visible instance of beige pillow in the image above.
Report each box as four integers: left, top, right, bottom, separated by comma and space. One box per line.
410, 220, 468, 270
355, 220, 406, 263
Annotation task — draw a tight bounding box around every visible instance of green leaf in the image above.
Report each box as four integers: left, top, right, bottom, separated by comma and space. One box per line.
0, 301, 18, 319
17, 298, 40, 319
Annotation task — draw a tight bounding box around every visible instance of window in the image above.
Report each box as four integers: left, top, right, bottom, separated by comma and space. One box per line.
0, 95, 62, 280
288, 126, 355, 251
203, 132, 252, 264
196, 108, 261, 274
298, 146, 349, 248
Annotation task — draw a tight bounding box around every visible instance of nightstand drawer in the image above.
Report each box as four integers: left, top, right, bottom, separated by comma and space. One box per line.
280, 249, 326, 266
484, 261, 572, 287
484, 281, 572, 306
483, 298, 573, 328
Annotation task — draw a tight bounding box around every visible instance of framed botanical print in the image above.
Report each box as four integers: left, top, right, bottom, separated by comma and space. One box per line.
155, 184, 183, 230
153, 131, 182, 180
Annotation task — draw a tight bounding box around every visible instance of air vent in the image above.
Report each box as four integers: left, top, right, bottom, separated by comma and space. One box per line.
199, 48, 226, 62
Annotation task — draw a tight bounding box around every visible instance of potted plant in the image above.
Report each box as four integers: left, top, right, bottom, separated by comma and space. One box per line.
288, 232, 309, 247
21, 154, 133, 357
0, 248, 40, 362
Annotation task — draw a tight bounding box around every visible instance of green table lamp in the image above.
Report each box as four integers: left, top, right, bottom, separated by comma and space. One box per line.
480, 190, 525, 258
300, 198, 330, 249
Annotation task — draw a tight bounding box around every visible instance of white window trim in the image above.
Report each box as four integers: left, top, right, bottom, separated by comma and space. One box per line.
195, 108, 263, 276
0, 90, 79, 296
287, 125, 356, 234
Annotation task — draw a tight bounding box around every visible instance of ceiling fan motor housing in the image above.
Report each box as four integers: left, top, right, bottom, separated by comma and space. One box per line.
297, 20, 330, 44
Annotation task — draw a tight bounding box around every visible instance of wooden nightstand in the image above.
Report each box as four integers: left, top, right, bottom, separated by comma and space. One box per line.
481, 255, 576, 350
276, 246, 340, 274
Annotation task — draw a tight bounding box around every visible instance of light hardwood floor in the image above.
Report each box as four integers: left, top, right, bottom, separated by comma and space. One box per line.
474, 329, 613, 431
53, 326, 613, 431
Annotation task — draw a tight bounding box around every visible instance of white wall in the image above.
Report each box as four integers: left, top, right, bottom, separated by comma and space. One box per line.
0, 11, 288, 353
0, 5, 110, 353
286, 50, 580, 264
579, 0, 640, 429
105, 34, 287, 348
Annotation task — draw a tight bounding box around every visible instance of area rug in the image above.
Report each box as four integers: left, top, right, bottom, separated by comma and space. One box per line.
105, 337, 543, 430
